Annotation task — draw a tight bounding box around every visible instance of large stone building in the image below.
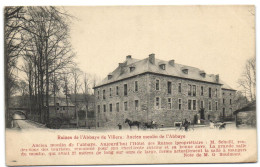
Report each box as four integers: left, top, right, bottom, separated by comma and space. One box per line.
93, 54, 236, 128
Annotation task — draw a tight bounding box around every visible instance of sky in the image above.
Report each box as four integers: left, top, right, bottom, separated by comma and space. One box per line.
65, 6, 255, 90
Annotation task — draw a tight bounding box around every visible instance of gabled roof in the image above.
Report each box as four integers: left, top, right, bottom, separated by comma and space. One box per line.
94, 54, 234, 89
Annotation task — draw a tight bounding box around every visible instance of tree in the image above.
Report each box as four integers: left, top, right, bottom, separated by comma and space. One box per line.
71, 67, 83, 128
20, 7, 75, 123
61, 71, 72, 113
234, 91, 248, 110
238, 57, 256, 102
4, 7, 27, 127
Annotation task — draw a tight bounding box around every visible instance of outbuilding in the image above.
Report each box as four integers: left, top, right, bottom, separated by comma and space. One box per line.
233, 102, 256, 128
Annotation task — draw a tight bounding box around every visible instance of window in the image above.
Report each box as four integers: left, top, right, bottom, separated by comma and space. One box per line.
182, 69, 188, 74
124, 84, 128, 96
178, 99, 182, 110
230, 99, 232, 105
208, 101, 212, 111
215, 89, 218, 97
178, 83, 182, 93
103, 90, 106, 99
108, 75, 112, 80
97, 105, 100, 113
167, 82, 172, 94
188, 99, 192, 110
201, 100, 204, 109
110, 104, 112, 112
223, 98, 225, 104
62, 107, 66, 110
201, 86, 204, 96
124, 101, 128, 111
189, 85, 196, 96
97, 91, 100, 99
215, 102, 218, 110
193, 85, 196, 96
155, 80, 160, 90
103, 105, 106, 112
116, 86, 119, 95
188, 84, 192, 96
130, 66, 135, 72
209, 87, 212, 98
160, 64, 166, 70
167, 98, 172, 109
193, 100, 196, 110
56, 107, 60, 111
155, 97, 160, 109
135, 81, 138, 92
135, 100, 139, 110
56, 103, 59, 106
109, 88, 112, 97
116, 103, 119, 112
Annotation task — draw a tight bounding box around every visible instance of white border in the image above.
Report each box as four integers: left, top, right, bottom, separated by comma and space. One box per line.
0, 1, 259, 167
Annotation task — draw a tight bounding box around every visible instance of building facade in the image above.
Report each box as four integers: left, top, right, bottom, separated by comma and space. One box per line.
94, 54, 236, 128
48, 95, 76, 122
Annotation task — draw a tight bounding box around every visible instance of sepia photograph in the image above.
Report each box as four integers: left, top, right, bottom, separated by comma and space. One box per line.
4, 5, 257, 166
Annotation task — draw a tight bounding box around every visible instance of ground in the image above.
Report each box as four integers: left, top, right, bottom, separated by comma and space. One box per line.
11, 113, 46, 129
11, 113, 237, 131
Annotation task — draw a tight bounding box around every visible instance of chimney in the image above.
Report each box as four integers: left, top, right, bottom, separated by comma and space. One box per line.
119, 63, 125, 67
149, 53, 155, 64
119, 63, 126, 75
126, 55, 132, 59
216, 74, 219, 83
169, 60, 175, 66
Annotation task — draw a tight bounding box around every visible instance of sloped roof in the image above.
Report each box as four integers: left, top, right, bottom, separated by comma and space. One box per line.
148, 58, 218, 83
220, 80, 236, 91
233, 102, 256, 114
95, 55, 234, 89
69, 94, 95, 103
49, 96, 75, 107
96, 58, 150, 87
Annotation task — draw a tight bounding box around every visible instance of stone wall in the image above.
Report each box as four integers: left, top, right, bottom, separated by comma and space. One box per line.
147, 73, 222, 127
94, 73, 228, 129
94, 74, 149, 129
222, 89, 236, 118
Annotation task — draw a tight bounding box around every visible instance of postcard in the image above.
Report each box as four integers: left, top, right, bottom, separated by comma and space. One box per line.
4, 5, 256, 166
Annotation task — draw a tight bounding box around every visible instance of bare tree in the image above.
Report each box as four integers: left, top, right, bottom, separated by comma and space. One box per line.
234, 91, 249, 110
71, 67, 83, 128
19, 7, 75, 123
61, 71, 71, 112
238, 57, 256, 102
92, 74, 102, 90
4, 7, 27, 127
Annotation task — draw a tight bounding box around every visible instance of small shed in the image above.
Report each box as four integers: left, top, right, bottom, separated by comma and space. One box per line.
233, 102, 256, 128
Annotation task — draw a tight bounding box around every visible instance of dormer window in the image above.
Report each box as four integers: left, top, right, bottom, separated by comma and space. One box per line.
129, 66, 135, 72
199, 70, 206, 78
159, 64, 166, 70
182, 68, 188, 74
108, 74, 112, 80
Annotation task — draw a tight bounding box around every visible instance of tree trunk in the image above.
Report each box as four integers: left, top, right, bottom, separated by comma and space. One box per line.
45, 37, 50, 124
